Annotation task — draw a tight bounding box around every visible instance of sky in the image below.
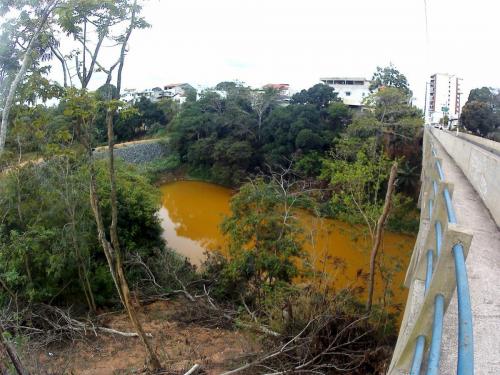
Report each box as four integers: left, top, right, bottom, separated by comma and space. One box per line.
58, 0, 500, 109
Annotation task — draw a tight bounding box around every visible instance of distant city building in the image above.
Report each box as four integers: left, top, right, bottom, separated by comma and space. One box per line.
122, 83, 195, 105
319, 77, 371, 107
427, 73, 463, 126
122, 87, 166, 103
263, 83, 291, 105
163, 83, 195, 104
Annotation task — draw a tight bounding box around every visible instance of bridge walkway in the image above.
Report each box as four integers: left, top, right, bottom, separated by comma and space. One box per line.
427, 132, 500, 374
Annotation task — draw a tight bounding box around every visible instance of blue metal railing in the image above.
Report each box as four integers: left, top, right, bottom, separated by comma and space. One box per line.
452, 243, 474, 374
435, 221, 442, 257
409, 144, 474, 374
427, 294, 445, 375
410, 335, 426, 375
424, 250, 433, 291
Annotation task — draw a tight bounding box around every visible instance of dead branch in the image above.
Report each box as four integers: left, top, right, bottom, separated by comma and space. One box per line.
183, 364, 201, 375
366, 161, 398, 311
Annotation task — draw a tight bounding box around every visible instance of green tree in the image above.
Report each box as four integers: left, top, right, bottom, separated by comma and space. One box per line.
113, 97, 167, 141
0, 158, 164, 307
221, 177, 307, 303
460, 86, 500, 137
460, 100, 497, 136
468, 87, 494, 103
295, 128, 325, 151
327, 101, 352, 129
250, 87, 278, 140
0, 0, 60, 157
322, 145, 393, 231
291, 83, 339, 108
369, 64, 411, 97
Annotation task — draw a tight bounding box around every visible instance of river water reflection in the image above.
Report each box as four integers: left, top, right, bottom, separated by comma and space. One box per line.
159, 180, 415, 308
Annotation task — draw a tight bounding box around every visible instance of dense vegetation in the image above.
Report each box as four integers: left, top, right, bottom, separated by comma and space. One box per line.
0, 0, 424, 372
0, 157, 168, 308
161, 77, 422, 233
167, 83, 350, 185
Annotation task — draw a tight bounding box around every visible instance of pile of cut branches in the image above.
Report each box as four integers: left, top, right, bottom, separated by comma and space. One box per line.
222, 309, 394, 375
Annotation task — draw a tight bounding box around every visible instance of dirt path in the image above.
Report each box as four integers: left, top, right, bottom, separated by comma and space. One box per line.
37, 301, 259, 374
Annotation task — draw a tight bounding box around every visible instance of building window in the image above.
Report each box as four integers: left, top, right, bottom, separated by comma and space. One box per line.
345, 91, 351, 96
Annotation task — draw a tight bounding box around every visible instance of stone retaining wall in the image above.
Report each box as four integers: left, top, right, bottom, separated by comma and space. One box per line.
94, 139, 168, 164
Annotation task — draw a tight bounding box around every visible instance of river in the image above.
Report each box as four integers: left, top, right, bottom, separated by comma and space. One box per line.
158, 180, 415, 309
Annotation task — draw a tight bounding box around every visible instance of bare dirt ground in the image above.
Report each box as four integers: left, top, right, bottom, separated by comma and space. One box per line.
37, 300, 260, 375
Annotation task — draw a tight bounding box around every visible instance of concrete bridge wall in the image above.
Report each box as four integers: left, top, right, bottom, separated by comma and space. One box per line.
431, 129, 500, 228
389, 128, 500, 374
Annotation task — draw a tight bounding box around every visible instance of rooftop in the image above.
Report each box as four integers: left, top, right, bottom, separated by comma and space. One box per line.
320, 77, 369, 82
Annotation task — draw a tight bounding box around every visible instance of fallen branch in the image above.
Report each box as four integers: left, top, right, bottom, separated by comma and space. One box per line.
183, 364, 201, 375
98, 326, 152, 338
220, 319, 315, 375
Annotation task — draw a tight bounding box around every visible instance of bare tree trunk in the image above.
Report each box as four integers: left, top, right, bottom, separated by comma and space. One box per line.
0, 326, 30, 375
86, 0, 161, 370
366, 161, 398, 312
88, 159, 161, 370
103, 106, 161, 370
0, 0, 58, 157
50, 45, 71, 87
70, 220, 96, 313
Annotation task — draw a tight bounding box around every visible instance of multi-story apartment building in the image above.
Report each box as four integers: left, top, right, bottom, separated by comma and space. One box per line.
319, 77, 371, 108
427, 73, 463, 125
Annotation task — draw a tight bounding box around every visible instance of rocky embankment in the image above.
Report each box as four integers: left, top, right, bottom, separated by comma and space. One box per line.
94, 139, 168, 163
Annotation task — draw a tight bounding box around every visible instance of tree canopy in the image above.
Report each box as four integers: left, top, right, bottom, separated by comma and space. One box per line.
460, 86, 500, 138
369, 64, 412, 98
291, 83, 339, 108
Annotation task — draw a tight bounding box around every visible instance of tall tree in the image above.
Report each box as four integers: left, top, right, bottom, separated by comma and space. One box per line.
460, 100, 497, 136
83, 1, 161, 370
366, 161, 398, 311
467, 87, 494, 104
0, 0, 60, 157
369, 64, 412, 98
249, 87, 277, 140
46, 0, 161, 369
291, 83, 339, 108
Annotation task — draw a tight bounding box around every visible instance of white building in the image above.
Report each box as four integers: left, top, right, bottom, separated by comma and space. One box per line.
163, 83, 196, 104
122, 87, 168, 103
122, 83, 196, 105
427, 73, 463, 125
319, 77, 371, 107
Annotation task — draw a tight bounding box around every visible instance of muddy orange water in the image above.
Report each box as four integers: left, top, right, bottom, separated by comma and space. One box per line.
159, 180, 415, 309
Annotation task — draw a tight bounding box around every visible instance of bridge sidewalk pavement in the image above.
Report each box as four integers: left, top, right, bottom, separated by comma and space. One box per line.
433, 136, 500, 374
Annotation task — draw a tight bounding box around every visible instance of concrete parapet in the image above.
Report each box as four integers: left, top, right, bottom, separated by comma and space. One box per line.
390, 128, 500, 374
431, 128, 500, 228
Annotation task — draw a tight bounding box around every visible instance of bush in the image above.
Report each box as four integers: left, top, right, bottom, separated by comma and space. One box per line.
0, 158, 165, 308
